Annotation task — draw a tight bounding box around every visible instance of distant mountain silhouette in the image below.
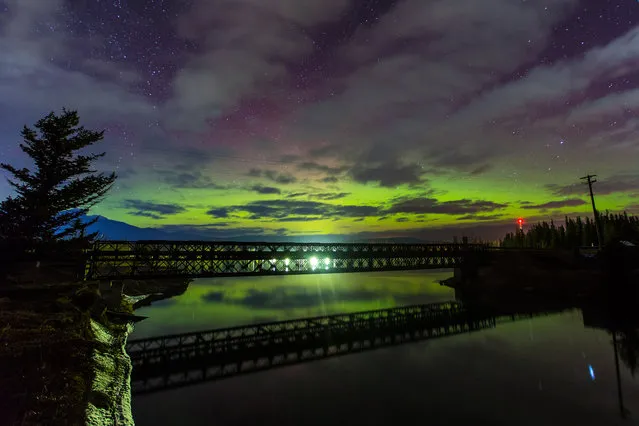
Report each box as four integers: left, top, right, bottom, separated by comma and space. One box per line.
82, 216, 436, 243
84, 216, 181, 240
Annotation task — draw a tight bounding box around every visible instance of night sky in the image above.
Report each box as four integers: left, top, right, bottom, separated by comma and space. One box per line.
1, 0, 638, 240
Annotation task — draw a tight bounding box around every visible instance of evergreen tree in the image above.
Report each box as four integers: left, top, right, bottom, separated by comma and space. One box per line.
499, 212, 639, 249
0, 109, 116, 251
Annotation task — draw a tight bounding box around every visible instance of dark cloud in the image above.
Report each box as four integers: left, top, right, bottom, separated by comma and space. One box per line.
310, 192, 350, 200
207, 207, 230, 218
207, 199, 381, 221
521, 199, 587, 210
321, 176, 339, 183
349, 162, 425, 187
286, 192, 308, 198
387, 198, 508, 216
153, 223, 289, 240
429, 150, 494, 173
250, 185, 282, 195
129, 211, 163, 220
249, 168, 297, 184
546, 175, 639, 197
122, 199, 186, 218
159, 170, 229, 189
279, 155, 300, 164
456, 214, 505, 222
469, 164, 493, 176
297, 162, 347, 175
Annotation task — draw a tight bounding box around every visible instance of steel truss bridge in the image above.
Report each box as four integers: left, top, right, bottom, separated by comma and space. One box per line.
85, 241, 489, 280
127, 301, 556, 395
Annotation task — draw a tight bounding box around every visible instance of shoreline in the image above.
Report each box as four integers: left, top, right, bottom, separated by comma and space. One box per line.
1, 283, 136, 426
1, 277, 191, 426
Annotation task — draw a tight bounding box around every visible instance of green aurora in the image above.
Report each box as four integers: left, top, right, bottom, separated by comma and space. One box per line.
91, 164, 639, 239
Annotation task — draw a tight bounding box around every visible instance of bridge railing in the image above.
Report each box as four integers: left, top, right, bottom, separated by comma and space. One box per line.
85, 241, 490, 279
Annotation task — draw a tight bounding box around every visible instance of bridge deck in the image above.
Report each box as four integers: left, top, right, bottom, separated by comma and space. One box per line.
127, 301, 496, 394
86, 241, 488, 279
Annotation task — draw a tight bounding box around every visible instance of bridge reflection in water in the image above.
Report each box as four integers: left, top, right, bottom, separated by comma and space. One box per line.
128, 301, 558, 395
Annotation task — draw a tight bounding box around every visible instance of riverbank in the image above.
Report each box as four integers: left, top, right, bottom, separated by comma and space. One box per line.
0, 284, 135, 426
442, 246, 639, 312
0, 276, 192, 425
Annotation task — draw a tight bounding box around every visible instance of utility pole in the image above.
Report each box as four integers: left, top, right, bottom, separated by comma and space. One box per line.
580, 174, 603, 249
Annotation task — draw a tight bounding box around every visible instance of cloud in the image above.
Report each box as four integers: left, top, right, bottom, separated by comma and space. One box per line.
321, 176, 339, 184
450, 25, 639, 147
287, 0, 579, 167
521, 199, 586, 210
567, 88, 639, 124
546, 175, 639, 196
349, 162, 425, 187
250, 184, 282, 195
297, 162, 348, 175
469, 164, 493, 176
160, 170, 229, 190
310, 192, 350, 201
122, 199, 186, 218
207, 199, 381, 221
207, 196, 512, 223
456, 214, 505, 222
207, 208, 230, 218
165, 0, 350, 130
0, 1, 153, 123
387, 198, 508, 215
248, 168, 297, 184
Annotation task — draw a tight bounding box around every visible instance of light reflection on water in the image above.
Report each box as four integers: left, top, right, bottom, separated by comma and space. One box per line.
130, 270, 455, 339
130, 270, 639, 426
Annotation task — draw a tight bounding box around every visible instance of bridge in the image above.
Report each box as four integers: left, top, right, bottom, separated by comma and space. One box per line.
127, 301, 560, 395
85, 240, 489, 280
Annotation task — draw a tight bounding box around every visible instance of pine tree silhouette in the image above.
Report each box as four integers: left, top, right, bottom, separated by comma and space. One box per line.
0, 109, 116, 253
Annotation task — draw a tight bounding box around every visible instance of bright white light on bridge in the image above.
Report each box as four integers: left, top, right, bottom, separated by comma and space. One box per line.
310, 257, 319, 269
284, 258, 290, 266
270, 259, 276, 264
324, 257, 331, 266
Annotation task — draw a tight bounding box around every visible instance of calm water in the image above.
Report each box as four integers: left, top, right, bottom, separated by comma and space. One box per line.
130, 270, 639, 426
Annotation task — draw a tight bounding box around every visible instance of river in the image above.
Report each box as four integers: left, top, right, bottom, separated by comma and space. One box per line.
129, 270, 639, 426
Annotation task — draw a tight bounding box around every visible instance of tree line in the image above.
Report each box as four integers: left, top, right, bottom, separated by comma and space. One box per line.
500, 212, 639, 249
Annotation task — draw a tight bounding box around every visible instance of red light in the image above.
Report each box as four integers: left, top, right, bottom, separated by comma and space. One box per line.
517, 218, 523, 224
